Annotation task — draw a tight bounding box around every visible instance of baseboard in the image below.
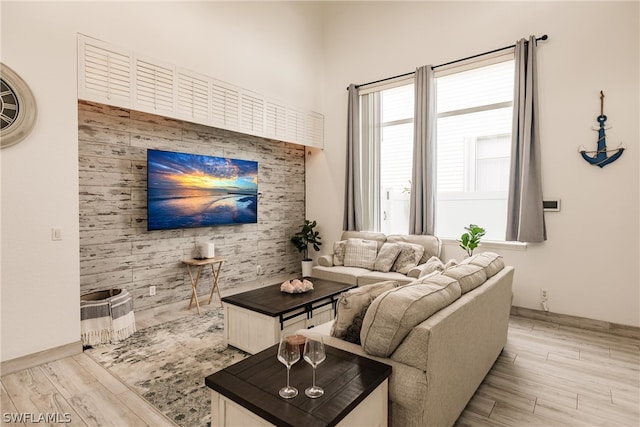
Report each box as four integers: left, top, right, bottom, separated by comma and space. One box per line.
511, 306, 640, 339
1, 341, 82, 376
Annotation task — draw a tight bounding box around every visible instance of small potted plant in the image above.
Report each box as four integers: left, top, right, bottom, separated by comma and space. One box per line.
459, 224, 486, 257
290, 219, 322, 277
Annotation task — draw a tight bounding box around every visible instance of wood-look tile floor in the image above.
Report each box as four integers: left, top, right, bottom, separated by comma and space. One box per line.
457, 316, 640, 426
2, 315, 638, 427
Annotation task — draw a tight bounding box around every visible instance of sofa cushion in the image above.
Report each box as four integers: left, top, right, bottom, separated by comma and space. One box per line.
417, 256, 444, 277
373, 242, 402, 273
358, 271, 416, 286
341, 231, 387, 251
330, 280, 399, 341
333, 240, 347, 266
311, 265, 369, 286
391, 243, 425, 274
442, 263, 487, 293
343, 238, 378, 269
409, 259, 456, 279
460, 252, 505, 278
360, 275, 462, 357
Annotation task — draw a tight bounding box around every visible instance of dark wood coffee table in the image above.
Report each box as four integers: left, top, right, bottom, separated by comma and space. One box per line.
206, 343, 391, 427
223, 279, 355, 354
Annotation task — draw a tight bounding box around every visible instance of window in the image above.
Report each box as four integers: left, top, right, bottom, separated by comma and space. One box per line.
360, 56, 514, 240
360, 81, 414, 234
435, 59, 514, 240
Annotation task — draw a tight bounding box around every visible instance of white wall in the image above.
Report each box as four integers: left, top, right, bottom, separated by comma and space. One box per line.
308, 1, 639, 327
1, 1, 324, 362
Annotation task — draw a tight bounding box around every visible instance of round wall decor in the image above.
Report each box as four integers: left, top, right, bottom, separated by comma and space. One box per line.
1, 63, 37, 148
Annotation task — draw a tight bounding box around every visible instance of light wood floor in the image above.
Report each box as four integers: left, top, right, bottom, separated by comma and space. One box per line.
457, 316, 640, 426
2, 314, 638, 427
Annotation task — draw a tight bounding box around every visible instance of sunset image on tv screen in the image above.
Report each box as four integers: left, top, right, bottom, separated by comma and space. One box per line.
147, 149, 258, 230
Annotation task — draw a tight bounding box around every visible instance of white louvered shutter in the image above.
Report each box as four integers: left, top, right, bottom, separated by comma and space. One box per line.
265, 101, 287, 139
287, 109, 306, 144
211, 81, 240, 130
78, 35, 132, 107
135, 57, 174, 113
176, 70, 209, 122
306, 112, 324, 149
240, 92, 265, 134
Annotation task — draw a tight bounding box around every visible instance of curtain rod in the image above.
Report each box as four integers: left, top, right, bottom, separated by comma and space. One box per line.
349, 35, 548, 90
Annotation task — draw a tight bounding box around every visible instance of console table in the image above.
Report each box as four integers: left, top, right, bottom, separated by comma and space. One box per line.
182, 257, 225, 314
222, 279, 355, 354
206, 343, 391, 427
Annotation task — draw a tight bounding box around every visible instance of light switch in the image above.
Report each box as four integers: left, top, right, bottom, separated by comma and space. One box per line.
52, 227, 62, 241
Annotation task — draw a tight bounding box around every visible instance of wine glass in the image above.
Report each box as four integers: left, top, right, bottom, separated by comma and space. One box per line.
303, 335, 326, 398
277, 333, 301, 398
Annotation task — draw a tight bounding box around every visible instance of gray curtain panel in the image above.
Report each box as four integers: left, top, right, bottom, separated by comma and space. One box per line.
409, 65, 436, 235
506, 36, 547, 242
343, 84, 363, 231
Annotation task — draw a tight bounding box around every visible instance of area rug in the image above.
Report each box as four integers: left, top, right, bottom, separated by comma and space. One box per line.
85, 308, 248, 427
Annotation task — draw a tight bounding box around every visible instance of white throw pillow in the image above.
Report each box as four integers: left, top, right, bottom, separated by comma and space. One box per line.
373, 243, 402, 273
343, 238, 378, 270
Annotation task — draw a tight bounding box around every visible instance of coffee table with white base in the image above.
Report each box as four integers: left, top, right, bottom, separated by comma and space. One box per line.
205, 343, 391, 427
222, 279, 355, 354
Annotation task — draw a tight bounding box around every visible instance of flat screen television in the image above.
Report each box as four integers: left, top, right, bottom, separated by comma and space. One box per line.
147, 149, 258, 230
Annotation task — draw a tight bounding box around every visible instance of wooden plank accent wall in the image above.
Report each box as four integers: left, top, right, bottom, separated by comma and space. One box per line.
78, 100, 305, 310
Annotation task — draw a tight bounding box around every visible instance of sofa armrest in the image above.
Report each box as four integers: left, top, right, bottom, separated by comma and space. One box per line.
391, 266, 514, 426
317, 254, 333, 267
298, 322, 429, 415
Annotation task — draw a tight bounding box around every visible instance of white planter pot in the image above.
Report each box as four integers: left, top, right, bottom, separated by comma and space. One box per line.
301, 260, 313, 278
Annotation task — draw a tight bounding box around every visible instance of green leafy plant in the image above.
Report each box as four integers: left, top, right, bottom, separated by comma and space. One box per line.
459, 224, 486, 257
290, 220, 322, 260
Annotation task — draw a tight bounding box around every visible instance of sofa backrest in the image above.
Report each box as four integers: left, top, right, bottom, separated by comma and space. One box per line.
340, 231, 387, 250
386, 234, 442, 264
339, 231, 442, 263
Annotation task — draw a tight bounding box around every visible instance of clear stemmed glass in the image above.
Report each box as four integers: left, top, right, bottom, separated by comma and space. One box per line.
277, 333, 301, 398
303, 335, 326, 398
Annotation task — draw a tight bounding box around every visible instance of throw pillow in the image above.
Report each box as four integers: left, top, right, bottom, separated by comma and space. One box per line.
333, 240, 347, 266
360, 275, 462, 357
418, 256, 445, 278
343, 238, 378, 270
391, 242, 425, 274
342, 301, 371, 344
330, 280, 399, 339
373, 243, 402, 272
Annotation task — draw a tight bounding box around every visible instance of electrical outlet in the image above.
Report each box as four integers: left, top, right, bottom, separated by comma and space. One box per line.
149, 286, 156, 296
540, 289, 548, 300
256, 265, 263, 276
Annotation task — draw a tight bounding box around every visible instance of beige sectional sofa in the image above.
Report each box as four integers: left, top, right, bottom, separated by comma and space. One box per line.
301, 251, 514, 427
312, 231, 443, 286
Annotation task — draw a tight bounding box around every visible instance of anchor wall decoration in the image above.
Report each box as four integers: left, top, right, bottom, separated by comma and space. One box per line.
578, 91, 625, 168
